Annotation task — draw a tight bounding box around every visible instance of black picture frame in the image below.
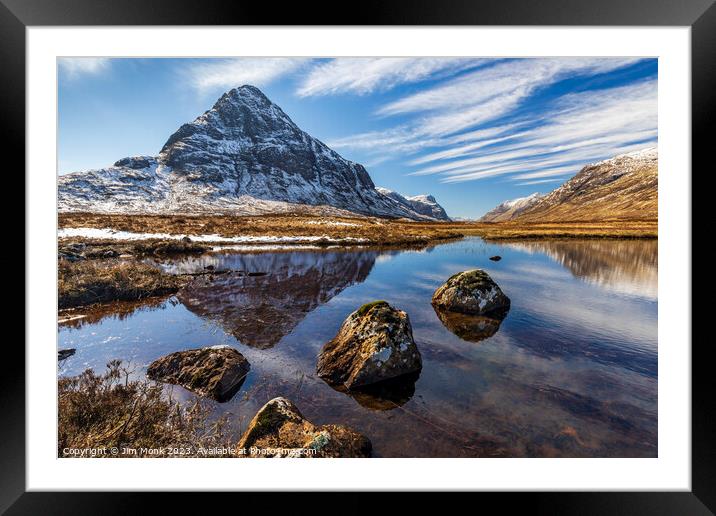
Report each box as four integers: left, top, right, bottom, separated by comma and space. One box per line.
5, 0, 712, 512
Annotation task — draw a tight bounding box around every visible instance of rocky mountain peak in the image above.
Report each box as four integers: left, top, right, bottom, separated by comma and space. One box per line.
59, 85, 451, 220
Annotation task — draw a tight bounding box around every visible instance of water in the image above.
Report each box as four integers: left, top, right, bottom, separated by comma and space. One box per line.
58, 237, 658, 457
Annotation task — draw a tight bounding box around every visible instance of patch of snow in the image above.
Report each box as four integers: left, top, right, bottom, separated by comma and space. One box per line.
306, 220, 361, 227
58, 227, 369, 244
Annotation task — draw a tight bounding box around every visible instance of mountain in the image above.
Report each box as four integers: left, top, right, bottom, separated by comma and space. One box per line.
176, 249, 377, 348
479, 148, 658, 222
375, 187, 451, 221
58, 85, 445, 220
479, 192, 543, 222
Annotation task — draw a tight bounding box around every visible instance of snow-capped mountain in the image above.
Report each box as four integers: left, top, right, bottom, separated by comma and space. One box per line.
375, 187, 451, 221
479, 192, 544, 222
58, 85, 446, 220
479, 147, 658, 222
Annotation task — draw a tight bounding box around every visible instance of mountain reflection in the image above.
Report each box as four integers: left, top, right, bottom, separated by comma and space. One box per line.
503, 240, 657, 299
174, 250, 377, 348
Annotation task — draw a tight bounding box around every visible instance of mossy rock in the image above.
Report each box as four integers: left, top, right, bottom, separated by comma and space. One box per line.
317, 301, 422, 389
237, 397, 371, 458
432, 269, 510, 316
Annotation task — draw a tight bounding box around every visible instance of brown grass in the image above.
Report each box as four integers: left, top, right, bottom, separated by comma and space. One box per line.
58, 259, 185, 309
59, 212, 463, 246
459, 220, 658, 240
58, 212, 657, 246
59, 360, 232, 457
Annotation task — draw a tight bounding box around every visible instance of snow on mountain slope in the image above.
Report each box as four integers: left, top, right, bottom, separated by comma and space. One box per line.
479, 192, 544, 222
58, 85, 442, 220
514, 147, 658, 222
479, 147, 658, 223
405, 194, 451, 221
375, 187, 451, 221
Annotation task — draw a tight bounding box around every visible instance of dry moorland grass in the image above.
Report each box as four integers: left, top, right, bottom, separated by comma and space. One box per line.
59, 360, 232, 457
58, 259, 185, 309
59, 213, 657, 245
456, 220, 658, 240
59, 213, 463, 245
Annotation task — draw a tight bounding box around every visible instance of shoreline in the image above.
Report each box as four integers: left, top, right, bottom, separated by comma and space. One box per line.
58, 213, 657, 247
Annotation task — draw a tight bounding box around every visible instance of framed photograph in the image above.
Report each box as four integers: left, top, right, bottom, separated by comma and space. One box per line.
7, 0, 712, 511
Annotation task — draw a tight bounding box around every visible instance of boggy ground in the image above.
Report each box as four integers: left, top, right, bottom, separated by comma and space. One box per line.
58, 259, 186, 309
59, 212, 657, 244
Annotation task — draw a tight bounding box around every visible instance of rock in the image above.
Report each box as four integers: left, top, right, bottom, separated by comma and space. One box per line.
58, 242, 87, 261
237, 397, 371, 458
147, 346, 250, 402
489, 255, 502, 261
204, 264, 215, 271
58, 348, 76, 360
181, 236, 192, 243
431, 269, 510, 316
316, 300, 422, 389
433, 308, 506, 343
58, 251, 84, 262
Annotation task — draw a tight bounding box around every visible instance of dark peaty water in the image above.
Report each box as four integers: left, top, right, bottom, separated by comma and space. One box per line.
58, 237, 657, 457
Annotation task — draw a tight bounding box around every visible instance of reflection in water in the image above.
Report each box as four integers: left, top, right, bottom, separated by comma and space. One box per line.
432, 307, 509, 343
59, 238, 658, 458
329, 371, 420, 411
502, 240, 657, 299
170, 251, 377, 348
58, 296, 176, 329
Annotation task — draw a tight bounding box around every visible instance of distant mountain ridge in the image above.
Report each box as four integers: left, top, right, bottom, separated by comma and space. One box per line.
58, 85, 448, 221
480, 148, 658, 222
375, 187, 451, 221
480, 192, 544, 222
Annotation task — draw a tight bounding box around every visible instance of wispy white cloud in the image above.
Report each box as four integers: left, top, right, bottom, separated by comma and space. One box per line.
378, 58, 643, 117
59, 58, 111, 79
187, 58, 308, 93
514, 177, 570, 186
328, 58, 649, 162
296, 58, 481, 97
408, 79, 657, 183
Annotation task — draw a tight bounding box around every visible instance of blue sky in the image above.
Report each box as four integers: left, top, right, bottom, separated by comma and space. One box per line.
58, 57, 657, 218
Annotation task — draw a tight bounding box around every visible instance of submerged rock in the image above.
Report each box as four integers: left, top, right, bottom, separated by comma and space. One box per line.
317, 300, 422, 389
237, 397, 371, 458
433, 308, 507, 343
58, 348, 76, 360
147, 346, 250, 402
431, 269, 510, 316
489, 255, 502, 262
341, 371, 420, 411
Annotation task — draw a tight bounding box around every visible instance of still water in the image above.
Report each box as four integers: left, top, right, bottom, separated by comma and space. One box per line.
58, 237, 658, 457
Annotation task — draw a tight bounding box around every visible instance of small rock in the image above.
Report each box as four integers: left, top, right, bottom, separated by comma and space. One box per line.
58, 348, 76, 360
489, 255, 502, 261
237, 397, 371, 458
431, 269, 510, 316
181, 236, 192, 243
147, 346, 250, 402
58, 251, 84, 262
317, 301, 422, 389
